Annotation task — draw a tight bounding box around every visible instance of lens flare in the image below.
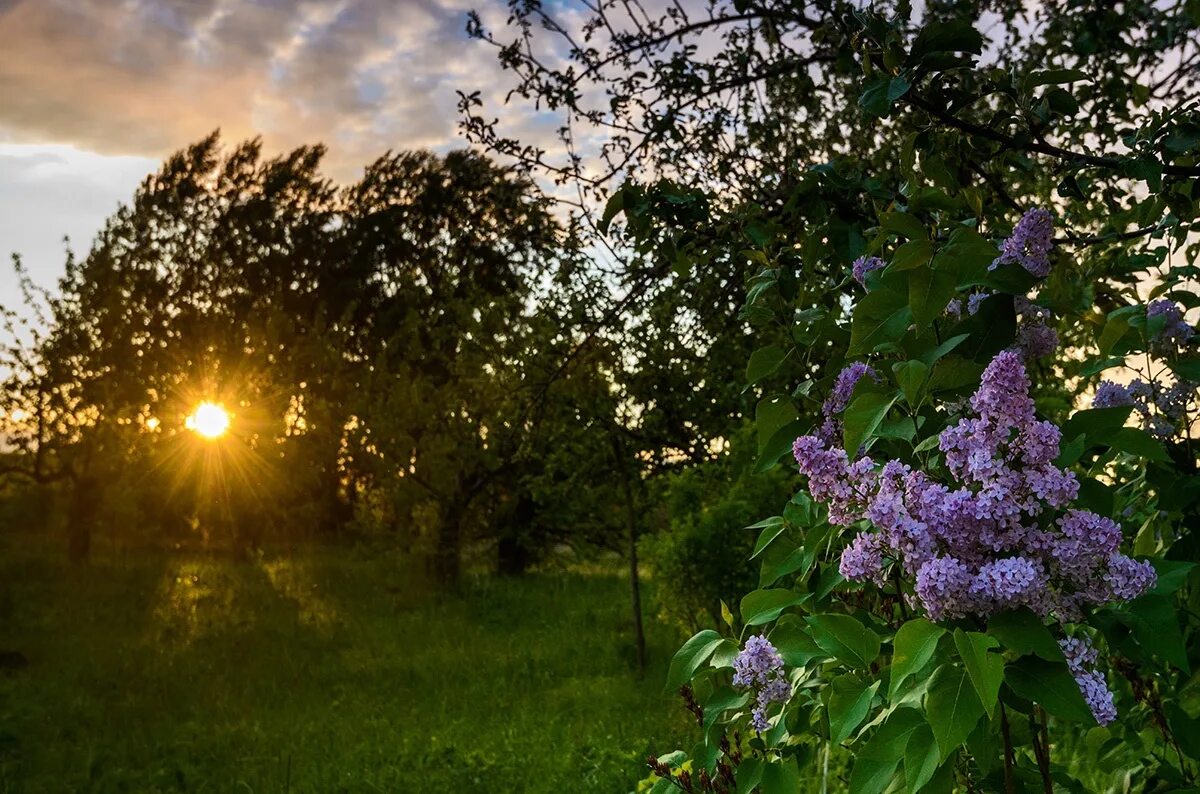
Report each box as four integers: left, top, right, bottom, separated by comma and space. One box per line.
185, 402, 230, 439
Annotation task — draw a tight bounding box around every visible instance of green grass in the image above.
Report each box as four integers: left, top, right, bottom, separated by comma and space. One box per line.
0, 537, 694, 792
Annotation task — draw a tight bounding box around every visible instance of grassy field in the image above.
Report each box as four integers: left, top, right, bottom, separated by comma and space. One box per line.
0, 537, 694, 792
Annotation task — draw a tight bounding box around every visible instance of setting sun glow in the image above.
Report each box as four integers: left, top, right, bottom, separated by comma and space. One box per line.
185, 402, 230, 439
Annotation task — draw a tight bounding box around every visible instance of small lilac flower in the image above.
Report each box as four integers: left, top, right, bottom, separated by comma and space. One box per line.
946, 299, 963, 319
1093, 381, 1134, 409
840, 532, 886, 583
827, 363, 879, 415
1017, 323, 1058, 360
991, 208, 1055, 277
1103, 554, 1156, 600
733, 635, 783, 687
733, 635, 790, 733
915, 556, 973, 620
1060, 636, 1117, 726
1147, 300, 1195, 349
967, 293, 988, 316
852, 256, 885, 286
970, 557, 1044, 609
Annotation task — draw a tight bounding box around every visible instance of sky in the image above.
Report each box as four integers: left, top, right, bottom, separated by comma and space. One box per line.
0, 0, 558, 304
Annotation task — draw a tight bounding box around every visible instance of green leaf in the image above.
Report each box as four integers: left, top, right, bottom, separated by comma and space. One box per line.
909, 265, 958, 330
1062, 406, 1133, 442
1022, 68, 1090, 89
771, 619, 829, 667
1004, 657, 1093, 722
667, 630, 725, 689
891, 239, 934, 271
760, 760, 803, 794
849, 288, 913, 355
922, 333, 970, 366
881, 211, 928, 241
754, 394, 801, 472
953, 630, 1004, 720
747, 345, 790, 384
741, 588, 806, 626
598, 185, 626, 233
704, 686, 750, 731
893, 360, 929, 406
1107, 427, 1170, 461
755, 395, 799, 449
911, 20, 984, 58
709, 638, 740, 669
860, 76, 911, 118
925, 664, 985, 760
849, 708, 924, 794
1171, 357, 1200, 381
936, 227, 998, 281
843, 391, 898, 454
949, 295, 1016, 363
1129, 594, 1190, 673
1098, 314, 1132, 355
735, 758, 763, 793
1151, 560, 1196, 596
808, 613, 881, 669
904, 723, 941, 793
986, 609, 1065, 662
1168, 703, 1200, 761
754, 419, 805, 473
750, 518, 788, 559
830, 674, 880, 744
890, 618, 946, 702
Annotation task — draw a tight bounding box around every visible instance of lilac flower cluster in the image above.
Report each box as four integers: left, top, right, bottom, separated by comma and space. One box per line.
1093, 377, 1198, 439
991, 208, 1055, 277
1147, 299, 1195, 350
814, 362, 880, 445
1060, 636, 1117, 725
793, 351, 1156, 623
732, 635, 791, 732
852, 255, 885, 286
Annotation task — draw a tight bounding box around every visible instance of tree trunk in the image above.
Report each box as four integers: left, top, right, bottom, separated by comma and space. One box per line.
497, 493, 535, 576
66, 476, 98, 563
433, 503, 463, 588
613, 434, 647, 673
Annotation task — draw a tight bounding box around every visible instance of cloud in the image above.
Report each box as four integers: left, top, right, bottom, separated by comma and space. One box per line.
0, 0, 532, 180
0, 143, 155, 297
0, 0, 586, 303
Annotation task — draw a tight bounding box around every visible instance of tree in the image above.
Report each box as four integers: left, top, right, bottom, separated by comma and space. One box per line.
0, 136, 626, 579
466, 1, 1200, 789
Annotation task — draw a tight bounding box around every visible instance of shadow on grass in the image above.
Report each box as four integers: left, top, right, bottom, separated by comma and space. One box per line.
0, 536, 693, 792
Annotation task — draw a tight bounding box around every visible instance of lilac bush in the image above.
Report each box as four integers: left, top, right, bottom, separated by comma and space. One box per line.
793, 351, 1156, 722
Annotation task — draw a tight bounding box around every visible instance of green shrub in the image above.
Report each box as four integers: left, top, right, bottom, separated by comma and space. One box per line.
641, 425, 790, 630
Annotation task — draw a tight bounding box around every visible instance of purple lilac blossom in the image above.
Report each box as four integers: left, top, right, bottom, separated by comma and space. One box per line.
1060, 636, 1117, 726
852, 256, 885, 286
1092, 381, 1134, 409
814, 362, 880, 445
1098, 377, 1198, 439
792, 350, 1154, 624
967, 293, 988, 316
793, 351, 1157, 725
991, 208, 1055, 277
733, 635, 791, 732
1147, 300, 1195, 349
1017, 323, 1058, 360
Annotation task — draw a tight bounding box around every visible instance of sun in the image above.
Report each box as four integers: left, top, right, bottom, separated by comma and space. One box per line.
185, 402, 230, 439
